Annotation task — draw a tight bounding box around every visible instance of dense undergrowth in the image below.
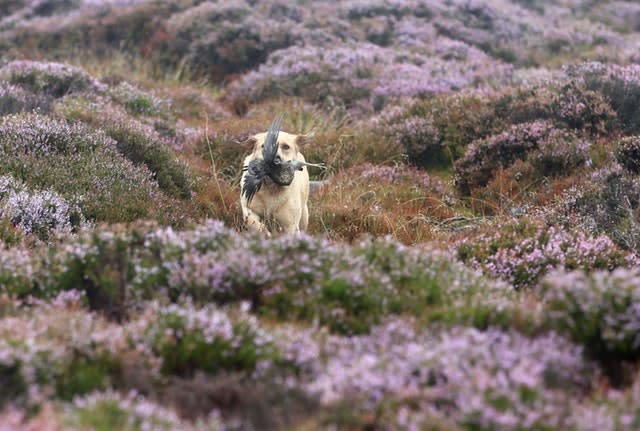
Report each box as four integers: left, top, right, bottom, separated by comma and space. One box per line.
1, 0, 640, 430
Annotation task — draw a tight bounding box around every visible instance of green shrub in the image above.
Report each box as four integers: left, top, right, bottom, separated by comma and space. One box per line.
106, 123, 192, 200
542, 268, 640, 361
457, 218, 630, 288
0, 113, 159, 223
376, 94, 501, 169
615, 136, 640, 175
551, 81, 617, 135
454, 120, 554, 193
570, 62, 640, 134
52, 231, 157, 320
55, 355, 117, 401
0, 60, 100, 98
491, 85, 553, 125
55, 95, 193, 200
108, 82, 164, 116
144, 304, 276, 377
561, 166, 640, 252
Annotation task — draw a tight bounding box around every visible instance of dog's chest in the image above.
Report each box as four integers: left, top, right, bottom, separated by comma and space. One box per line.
249, 180, 295, 215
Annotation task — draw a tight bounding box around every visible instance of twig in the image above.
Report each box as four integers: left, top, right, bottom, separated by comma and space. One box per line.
204, 113, 228, 215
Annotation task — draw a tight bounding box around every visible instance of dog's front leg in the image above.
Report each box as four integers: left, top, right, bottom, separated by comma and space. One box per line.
244, 207, 272, 237
277, 205, 302, 234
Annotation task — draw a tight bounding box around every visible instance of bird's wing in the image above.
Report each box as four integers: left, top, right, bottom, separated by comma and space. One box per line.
262, 113, 283, 164
242, 159, 267, 203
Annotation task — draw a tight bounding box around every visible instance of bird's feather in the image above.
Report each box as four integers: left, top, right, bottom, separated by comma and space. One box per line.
242, 114, 326, 203
242, 159, 268, 203
242, 114, 284, 203
262, 113, 283, 165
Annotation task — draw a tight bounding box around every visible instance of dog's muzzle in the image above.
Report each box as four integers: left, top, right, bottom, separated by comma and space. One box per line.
268, 159, 296, 186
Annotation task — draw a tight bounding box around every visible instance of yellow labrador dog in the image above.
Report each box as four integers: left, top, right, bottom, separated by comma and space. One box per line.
240, 129, 310, 236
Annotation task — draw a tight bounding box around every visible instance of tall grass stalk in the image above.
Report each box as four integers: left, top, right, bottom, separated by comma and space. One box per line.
204, 113, 229, 215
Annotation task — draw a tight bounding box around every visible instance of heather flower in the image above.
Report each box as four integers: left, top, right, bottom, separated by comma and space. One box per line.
54, 96, 193, 198
527, 128, 591, 177
615, 136, 640, 175
376, 110, 443, 164
457, 218, 630, 288
551, 80, 617, 135
229, 40, 511, 114
0, 246, 37, 296
1, 188, 83, 240
67, 390, 194, 431
454, 120, 555, 193
0, 173, 86, 241
274, 320, 595, 430
564, 62, 640, 134
340, 0, 432, 20
0, 60, 104, 98
0, 307, 128, 405
0, 113, 160, 222
107, 81, 166, 116
0, 81, 47, 115
128, 302, 276, 376
332, 162, 449, 202
372, 92, 500, 167
165, 0, 297, 79
542, 268, 640, 360
557, 165, 640, 252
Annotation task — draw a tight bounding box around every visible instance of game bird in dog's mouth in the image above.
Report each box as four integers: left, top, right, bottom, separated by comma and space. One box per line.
240, 114, 325, 236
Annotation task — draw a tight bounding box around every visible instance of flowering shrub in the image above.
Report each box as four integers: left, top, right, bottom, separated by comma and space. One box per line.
276, 321, 594, 430
527, 129, 591, 177
228, 43, 378, 113
55, 96, 193, 199
551, 80, 617, 135
67, 390, 198, 431
492, 85, 554, 125
134, 303, 276, 377
107, 81, 166, 116
0, 221, 516, 334
0, 246, 36, 297
373, 93, 501, 167
454, 120, 554, 193
0, 60, 103, 98
0, 113, 160, 222
566, 62, 640, 134
165, 1, 298, 76
0, 81, 47, 115
542, 268, 640, 361
457, 218, 630, 288
615, 136, 640, 175
0, 307, 126, 406
340, 0, 432, 20
345, 162, 447, 194
228, 40, 511, 114
559, 166, 640, 252
0, 175, 85, 241
568, 377, 640, 431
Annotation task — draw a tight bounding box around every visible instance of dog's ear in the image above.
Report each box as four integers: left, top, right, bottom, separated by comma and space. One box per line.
241, 136, 258, 150
295, 133, 313, 147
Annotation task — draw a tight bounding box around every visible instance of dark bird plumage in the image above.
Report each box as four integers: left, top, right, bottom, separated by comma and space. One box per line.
242, 114, 327, 204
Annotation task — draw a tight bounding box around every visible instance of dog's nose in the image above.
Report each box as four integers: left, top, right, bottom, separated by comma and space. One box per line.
273, 154, 283, 165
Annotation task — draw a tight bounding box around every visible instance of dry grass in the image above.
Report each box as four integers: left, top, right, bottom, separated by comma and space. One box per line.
308, 168, 455, 243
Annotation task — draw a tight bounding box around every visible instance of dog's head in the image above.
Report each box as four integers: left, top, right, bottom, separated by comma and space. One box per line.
245, 131, 308, 187
241, 116, 316, 203
247, 131, 307, 163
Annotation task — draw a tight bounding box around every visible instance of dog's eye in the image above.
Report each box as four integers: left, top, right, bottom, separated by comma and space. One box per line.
281, 144, 290, 150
